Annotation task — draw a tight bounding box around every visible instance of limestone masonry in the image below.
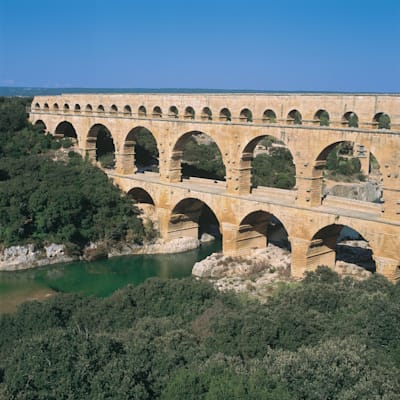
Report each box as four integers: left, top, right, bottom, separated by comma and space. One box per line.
30, 93, 400, 280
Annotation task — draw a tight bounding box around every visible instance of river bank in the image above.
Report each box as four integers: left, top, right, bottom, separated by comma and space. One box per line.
0, 236, 210, 272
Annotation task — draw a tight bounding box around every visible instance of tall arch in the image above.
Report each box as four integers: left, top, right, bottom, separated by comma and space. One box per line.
55, 121, 78, 140
315, 141, 382, 205
168, 198, 221, 241
237, 135, 296, 195
120, 126, 159, 174
87, 124, 115, 169
306, 224, 376, 274
169, 130, 226, 182
235, 210, 290, 256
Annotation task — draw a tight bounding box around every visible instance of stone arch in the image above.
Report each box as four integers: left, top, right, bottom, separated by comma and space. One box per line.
238, 134, 296, 194
34, 102, 40, 109
314, 109, 330, 126
152, 106, 162, 118
169, 130, 226, 182
201, 107, 212, 121
123, 105, 132, 115
55, 121, 78, 140
262, 109, 277, 123
85, 104, 93, 113
315, 141, 382, 205
138, 105, 147, 117
43, 103, 49, 110
168, 106, 179, 118
184, 106, 195, 120
168, 197, 221, 241
219, 108, 231, 122
373, 112, 391, 130
342, 111, 359, 128
240, 108, 253, 123
120, 126, 159, 174
87, 124, 115, 168
127, 187, 155, 205
63, 103, 70, 112
53, 103, 59, 111
235, 210, 291, 256
34, 120, 47, 133
74, 104, 81, 112
110, 104, 118, 113
306, 224, 376, 274
287, 109, 302, 125
97, 105, 105, 113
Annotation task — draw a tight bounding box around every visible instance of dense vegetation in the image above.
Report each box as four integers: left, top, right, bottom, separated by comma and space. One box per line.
0, 268, 399, 399
0, 97, 146, 253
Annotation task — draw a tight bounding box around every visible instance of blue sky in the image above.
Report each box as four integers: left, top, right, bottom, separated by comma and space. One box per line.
1, 0, 399, 91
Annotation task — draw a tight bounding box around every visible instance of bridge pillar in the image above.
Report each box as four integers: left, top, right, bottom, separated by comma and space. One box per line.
221, 223, 240, 256
115, 150, 135, 175
166, 150, 183, 182
226, 152, 252, 195
295, 161, 325, 207
381, 187, 400, 220
290, 237, 311, 278
374, 256, 400, 281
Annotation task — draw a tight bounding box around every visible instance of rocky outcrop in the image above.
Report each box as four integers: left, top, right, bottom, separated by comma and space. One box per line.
0, 244, 74, 271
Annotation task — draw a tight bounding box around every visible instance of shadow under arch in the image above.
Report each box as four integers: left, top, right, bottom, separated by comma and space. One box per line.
34, 119, 47, 133
315, 140, 382, 204
240, 134, 296, 194
170, 130, 226, 182
168, 197, 221, 241
236, 210, 291, 254
127, 187, 155, 205
122, 126, 159, 174
87, 123, 116, 169
55, 121, 78, 140
307, 224, 376, 274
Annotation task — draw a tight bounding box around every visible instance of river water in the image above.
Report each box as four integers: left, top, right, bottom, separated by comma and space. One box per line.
0, 241, 221, 314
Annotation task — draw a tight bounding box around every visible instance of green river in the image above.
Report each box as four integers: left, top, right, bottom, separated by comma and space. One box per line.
0, 241, 221, 314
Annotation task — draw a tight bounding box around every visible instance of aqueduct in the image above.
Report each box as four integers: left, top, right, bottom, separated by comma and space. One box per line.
30, 92, 400, 280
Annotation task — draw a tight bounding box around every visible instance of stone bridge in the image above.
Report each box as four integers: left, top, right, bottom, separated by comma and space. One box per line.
29, 93, 400, 280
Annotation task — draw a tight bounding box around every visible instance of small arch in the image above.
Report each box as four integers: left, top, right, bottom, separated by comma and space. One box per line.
55, 121, 78, 140
34, 120, 47, 133
110, 104, 118, 113
123, 105, 132, 115
97, 105, 105, 113
184, 106, 195, 120
74, 104, 81, 112
63, 103, 70, 112
373, 112, 391, 130
168, 106, 179, 118
240, 108, 253, 123
307, 224, 376, 274
43, 103, 49, 110
34, 102, 40, 109
219, 108, 231, 122
168, 198, 221, 241
201, 107, 212, 121
287, 109, 302, 125
262, 109, 277, 123
138, 106, 147, 117
152, 106, 162, 118
53, 103, 59, 111
85, 104, 93, 113
342, 111, 359, 128
314, 109, 330, 126
127, 187, 155, 205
